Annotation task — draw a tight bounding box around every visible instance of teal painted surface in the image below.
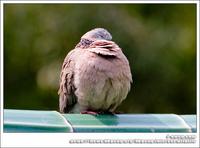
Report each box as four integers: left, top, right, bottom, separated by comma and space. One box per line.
4, 109, 196, 133
63, 114, 193, 133
180, 115, 197, 132
4, 109, 73, 133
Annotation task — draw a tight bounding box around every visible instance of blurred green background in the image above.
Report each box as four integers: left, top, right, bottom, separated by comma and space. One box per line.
4, 4, 196, 114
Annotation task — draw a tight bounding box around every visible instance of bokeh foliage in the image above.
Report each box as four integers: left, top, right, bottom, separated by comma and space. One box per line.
4, 4, 196, 114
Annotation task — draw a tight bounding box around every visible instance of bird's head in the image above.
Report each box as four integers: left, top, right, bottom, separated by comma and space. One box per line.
81, 28, 112, 41
75, 28, 113, 48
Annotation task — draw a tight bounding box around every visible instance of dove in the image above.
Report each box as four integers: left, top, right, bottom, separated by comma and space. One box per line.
58, 28, 132, 114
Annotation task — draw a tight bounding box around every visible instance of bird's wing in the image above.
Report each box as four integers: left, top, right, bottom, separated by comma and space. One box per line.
58, 50, 77, 113
87, 40, 120, 57
88, 40, 132, 82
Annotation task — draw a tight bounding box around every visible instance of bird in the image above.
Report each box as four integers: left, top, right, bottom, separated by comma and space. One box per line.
58, 28, 132, 114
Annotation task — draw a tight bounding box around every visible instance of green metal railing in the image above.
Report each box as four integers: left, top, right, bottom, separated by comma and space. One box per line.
4, 109, 196, 133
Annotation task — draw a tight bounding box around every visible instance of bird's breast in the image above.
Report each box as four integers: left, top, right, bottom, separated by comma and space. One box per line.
73, 50, 131, 111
